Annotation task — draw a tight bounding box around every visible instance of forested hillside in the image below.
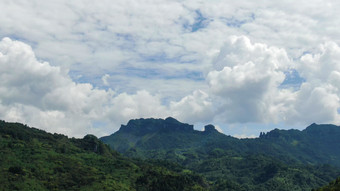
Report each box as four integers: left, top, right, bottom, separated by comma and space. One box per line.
0, 120, 207, 191
2, 117, 339, 191
101, 117, 340, 190
314, 177, 340, 191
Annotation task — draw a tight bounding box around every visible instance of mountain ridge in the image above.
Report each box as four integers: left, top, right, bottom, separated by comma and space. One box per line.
0, 120, 207, 190
100, 117, 235, 153
101, 117, 340, 166
101, 117, 340, 190
1, 118, 339, 190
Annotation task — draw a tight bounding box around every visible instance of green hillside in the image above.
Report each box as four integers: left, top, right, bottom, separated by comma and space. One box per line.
315, 177, 340, 191
0, 120, 207, 191
248, 123, 340, 166
101, 117, 340, 191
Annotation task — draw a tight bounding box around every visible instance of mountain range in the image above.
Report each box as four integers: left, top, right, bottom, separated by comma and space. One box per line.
1, 117, 340, 190
0, 120, 206, 190
101, 117, 340, 190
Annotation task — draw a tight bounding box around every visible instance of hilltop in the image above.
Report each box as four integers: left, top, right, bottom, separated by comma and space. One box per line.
101, 117, 340, 191
0, 120, 207, 190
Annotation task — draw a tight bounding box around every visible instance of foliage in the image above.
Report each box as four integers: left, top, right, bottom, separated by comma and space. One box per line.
248, 123, 340, 167
0, 120, 207, 191
101, 118, 340, 191
314, 177, 340, 191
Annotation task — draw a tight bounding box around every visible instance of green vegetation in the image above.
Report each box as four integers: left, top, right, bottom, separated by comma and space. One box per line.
315, 177, 340, 191
101, 117, 340, 191
2, 117, 340, 191
0, 120, 207, 190
249, 123, 340, 167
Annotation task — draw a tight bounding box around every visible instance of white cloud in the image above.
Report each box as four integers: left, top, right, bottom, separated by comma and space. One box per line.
101, 74, 110, 86
207, 36, 340, 126
286, 42, 340, 125
170, 90, 213, 123
3, 35, 340, 138
0, 37, 213, 137
0, 38, 170, 137
2, 1, 340, 136
207, 36, 292, 123
298, 42, 340, 84
287, 83, 340, 124
107, 90, 168, 123
0, 37, 113, 136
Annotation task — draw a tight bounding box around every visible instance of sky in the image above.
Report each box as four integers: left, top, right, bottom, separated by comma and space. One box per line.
1, 0, 340, 138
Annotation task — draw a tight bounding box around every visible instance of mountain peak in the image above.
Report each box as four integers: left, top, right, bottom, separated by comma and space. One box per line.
118, 117, 194, 135
304, 123, 340, 135
204, 124, 218, 133
165, 116, 180, 123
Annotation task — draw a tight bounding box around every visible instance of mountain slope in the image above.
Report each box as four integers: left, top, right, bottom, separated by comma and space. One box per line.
247, 123, 340, 166
101, 117, 340, 191
0, 120, 207, 191
101, 117, 245, 154
315, 177, 340, 191
101, 118, 340, 167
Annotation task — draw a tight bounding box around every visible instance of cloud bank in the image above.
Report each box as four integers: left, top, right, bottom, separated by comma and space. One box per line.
0, 38, 213, 137
0, 38, 158, 136
1, 1, 340, 137
209, 36, 340, 127
2, 36, 340, 137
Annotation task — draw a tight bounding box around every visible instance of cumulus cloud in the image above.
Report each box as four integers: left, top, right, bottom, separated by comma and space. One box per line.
1, 0, 340, 102
287, 42, 340, 124
207, 36, 292, 123
0, 3, 300, 87
298, 42, 340, 84
2, 0, 340, 137
170, 90, 213, 123
0, 37, 111, 136
287, 83, 339, 124
107, 90, 168, 123
3, 35, 340, 138
207, 36, 340, 127
0, 38, 214, 137
0, 38, 172, 137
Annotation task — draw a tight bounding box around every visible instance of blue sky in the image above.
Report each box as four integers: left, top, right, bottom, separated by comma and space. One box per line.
1, 1, 340, 137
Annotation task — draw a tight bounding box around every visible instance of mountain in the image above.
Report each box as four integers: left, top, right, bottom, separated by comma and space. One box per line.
2, 117, 338, 191
101, 117, 340, 191
101, 117, 340, 167
315, 177, 340, 191
101, 117, 241, 153
247, 123, 340, 166
0, 120, 207, 191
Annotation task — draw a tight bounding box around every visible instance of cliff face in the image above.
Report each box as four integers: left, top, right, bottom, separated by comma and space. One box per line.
100, 117, 230, 153
119, 117, 194, 135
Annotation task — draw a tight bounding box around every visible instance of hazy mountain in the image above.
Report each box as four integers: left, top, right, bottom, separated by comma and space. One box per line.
248, 123, 340, 166
101, 117, 241, 153
101, 117, 340, 191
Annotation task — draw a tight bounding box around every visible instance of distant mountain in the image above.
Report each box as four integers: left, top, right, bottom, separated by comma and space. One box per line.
0, 120, 207, 190
249, 123, 340, 166
101, 117, 239, 153
101, 117, 340, 191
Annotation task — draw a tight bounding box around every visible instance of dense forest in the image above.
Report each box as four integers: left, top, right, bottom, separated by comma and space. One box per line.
1, 117, 340, 190
101, 117, 340, 190
0, 120, 206, 190
314, 177, 340, 191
